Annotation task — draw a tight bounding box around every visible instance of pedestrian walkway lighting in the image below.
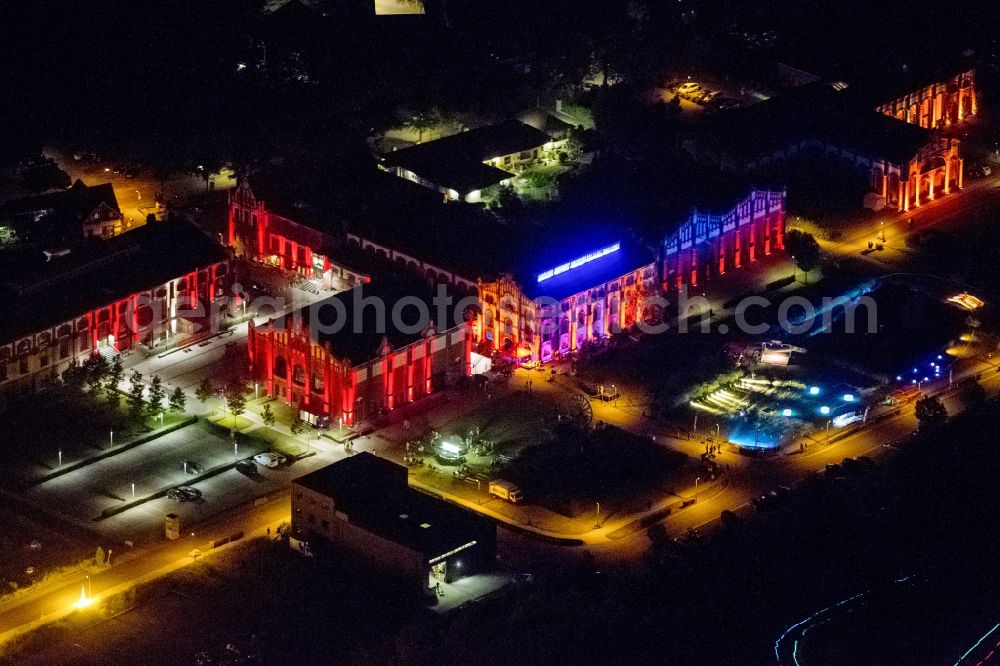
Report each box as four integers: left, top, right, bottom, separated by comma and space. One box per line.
809, 386, 820, 396
843, 394, 855, 402
819, 405, 830, 415
782, 408, 793, 417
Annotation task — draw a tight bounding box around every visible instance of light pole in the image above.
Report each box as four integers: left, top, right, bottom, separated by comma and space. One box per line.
338, 416, 343, 438
131, 482, 135, 500
58, 449, 62, 467
692, 412, 698, 433
695, 476, 701, 490
254, 383, 259, 401
594, 502, 600, 529
110, 430, 114, 448
158, 412, 164, 426
233, 441, 239, 460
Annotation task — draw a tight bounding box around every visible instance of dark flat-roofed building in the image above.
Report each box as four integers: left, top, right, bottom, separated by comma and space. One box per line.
382, 120, 565, 202
292, 452, 496, 595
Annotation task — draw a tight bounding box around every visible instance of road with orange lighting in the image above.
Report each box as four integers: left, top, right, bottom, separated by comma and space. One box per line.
0, 494, 290, 642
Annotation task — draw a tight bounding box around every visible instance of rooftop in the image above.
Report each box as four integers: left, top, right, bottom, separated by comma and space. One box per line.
382, 120, 556, 194
294, 453, 493, 559
0, 179, 121, 240
0, 219, 227, 343
524, 237, 655, 302
269, 271, 464, 366
703, 82, 933, 166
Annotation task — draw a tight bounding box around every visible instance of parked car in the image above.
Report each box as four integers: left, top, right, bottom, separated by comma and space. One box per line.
235, 460, 257, 476
825, 463, 847, 478
177, 486, 202, 500
678, 82, 701, 95
166, 488, 189, 502
720, 509, 742, 527
254, 452, 287, 469
701, 91, 721, 104
184, 461, 204, 475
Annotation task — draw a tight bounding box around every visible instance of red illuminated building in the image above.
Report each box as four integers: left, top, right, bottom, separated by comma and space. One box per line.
0, 219, 231, 408
228, 178, 369, 291
248, 276, 471, 426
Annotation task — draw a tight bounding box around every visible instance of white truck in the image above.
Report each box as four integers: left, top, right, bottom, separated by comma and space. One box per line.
489, 480, 524, 504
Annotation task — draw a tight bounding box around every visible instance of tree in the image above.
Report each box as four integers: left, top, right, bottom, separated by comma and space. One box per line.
0, 226, 18, 248
404, 106, 441, 143
223, 380, 248, 434
169, 386, 187, 414
106, 356, 124, 394
195, 378, 215, 414
290, 418, 309, 442
784, 229, 821, 284
145, 375, 166, 419
915, 395, 948, 431
261, 403, 276, 427
61, 360, 86, 391
127, 370, 145, 423
82, 354, 110, 394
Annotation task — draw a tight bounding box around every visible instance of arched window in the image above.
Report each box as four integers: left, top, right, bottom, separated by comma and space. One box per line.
274, 355, 287, 378
312, 372, 324, 393
293, 365, 305, 386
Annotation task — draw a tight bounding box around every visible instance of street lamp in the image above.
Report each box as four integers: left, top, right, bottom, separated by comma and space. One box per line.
254, 383, 259, 400
58, 448, 62, 467
695, 476, 701, 490
131, 482, 135, 499
594, 502, 601, 529
109, 430, 114, 448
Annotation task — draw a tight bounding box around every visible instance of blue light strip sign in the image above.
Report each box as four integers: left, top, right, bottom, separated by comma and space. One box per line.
537, 242, 621, 283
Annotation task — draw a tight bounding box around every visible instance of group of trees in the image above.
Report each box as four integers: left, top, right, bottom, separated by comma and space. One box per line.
62, 356, 186, 425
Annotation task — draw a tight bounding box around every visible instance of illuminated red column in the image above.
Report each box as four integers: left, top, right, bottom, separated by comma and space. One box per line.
131, 294, 140, 344
734, 228, 742, 268
764, 218, 771, 256
285, 343, 293, 403
748, 223, 756, 262
425, 339, 433, 392
264, 332, 274, 396
304, 247, 313, 277
256, 211, 268, 261
89, 311, 98, 353
406, 348, 415, 403
717, 237, 726, 275
227, 202, 235, 248
689, 248, 698, 287
384, 353, 394, 410
343, 369, 357, 426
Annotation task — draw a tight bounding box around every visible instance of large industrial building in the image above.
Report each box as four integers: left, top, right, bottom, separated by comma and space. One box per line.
292, 452, 496, 596
247, 271, 472, 426
0, 218, 231, 408
687, 63, 974, 212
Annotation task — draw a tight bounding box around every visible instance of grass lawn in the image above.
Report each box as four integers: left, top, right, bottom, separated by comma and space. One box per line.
251, 428, 311, 457
0, 497, 93, 599
503, 423, 688, 518
211, 414, 254, 432
435, 392, 564, 457
0, 389, 144, 475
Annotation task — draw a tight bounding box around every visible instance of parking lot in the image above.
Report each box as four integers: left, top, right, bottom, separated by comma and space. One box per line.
21, 422, 345, 544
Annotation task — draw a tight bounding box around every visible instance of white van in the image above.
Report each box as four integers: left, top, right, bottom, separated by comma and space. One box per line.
489, 480, 524, 504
